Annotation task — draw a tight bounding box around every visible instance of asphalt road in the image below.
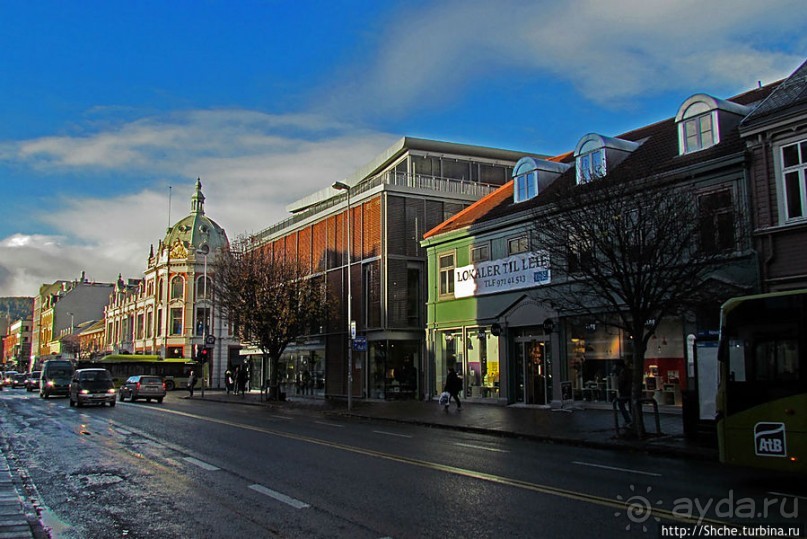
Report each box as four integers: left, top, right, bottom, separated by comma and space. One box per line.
0, 389, 803, 538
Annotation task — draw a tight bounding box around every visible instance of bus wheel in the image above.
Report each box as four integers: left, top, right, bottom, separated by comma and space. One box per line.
165, 380, 175, 391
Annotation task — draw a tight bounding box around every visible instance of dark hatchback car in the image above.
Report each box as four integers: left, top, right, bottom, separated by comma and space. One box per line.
69, 368, 116, 407
25, 371, 42, 392
119, 375, 166, 403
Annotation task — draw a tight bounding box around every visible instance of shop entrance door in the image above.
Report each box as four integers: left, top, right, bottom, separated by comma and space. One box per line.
514, 336, 552, 405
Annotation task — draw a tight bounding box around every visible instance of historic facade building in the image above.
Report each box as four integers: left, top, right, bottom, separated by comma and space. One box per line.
29, 276, 114, 370
422, 80, 781, 408
103, 179, 238, 389
740, 59, 807, 291
245, 137, 537, 400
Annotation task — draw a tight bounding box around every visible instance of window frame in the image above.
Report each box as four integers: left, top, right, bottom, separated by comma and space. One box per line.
576, 148, 606, 184
777, 138, 807, 223
470, 243, 490, 263
438, 252, 456, 298
507, 236, 529, 256
697, 188, 736, 253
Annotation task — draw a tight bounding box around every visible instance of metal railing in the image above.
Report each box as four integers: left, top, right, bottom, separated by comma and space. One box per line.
612, 396, 662, 435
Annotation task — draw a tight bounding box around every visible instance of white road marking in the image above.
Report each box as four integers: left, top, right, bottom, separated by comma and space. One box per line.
454, 442, 509, 453
116, 429, 133, 436
572, 461, 662, 477
183, 457, 220, 471
314, 421, 344, 428
373, 430, 413, 439
249, 484, 310, 509
269, 414, 293, 420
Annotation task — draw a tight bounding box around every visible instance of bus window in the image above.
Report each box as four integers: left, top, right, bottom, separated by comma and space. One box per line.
728, 339, 746, 382
753, 338, 799, 382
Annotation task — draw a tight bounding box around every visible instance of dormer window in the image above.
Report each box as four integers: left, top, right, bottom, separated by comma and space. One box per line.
577, 147, 605, 183
676, 94, 750, 156
574, 134, 639, 185
512, 157, 570, 203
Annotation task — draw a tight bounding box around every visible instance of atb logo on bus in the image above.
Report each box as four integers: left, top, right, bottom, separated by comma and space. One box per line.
754, 422, 787, 457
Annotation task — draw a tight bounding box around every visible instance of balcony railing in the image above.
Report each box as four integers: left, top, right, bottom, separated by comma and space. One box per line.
254, 172, 499, 243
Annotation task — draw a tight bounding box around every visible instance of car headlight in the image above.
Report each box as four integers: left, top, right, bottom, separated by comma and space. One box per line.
47, 381, 54, 387
80, 389, 89, 395
107, 389, 116, 394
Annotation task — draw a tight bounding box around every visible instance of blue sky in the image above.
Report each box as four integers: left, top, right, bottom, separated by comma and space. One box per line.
0, 0, 805, 297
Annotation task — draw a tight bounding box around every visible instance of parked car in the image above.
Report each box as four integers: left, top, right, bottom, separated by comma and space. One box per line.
25, 371, 42, 392
3, 371, 19, 387
69, 368, 116, 407
12, 373, 27, 388
119, 375, 166, 403
40, 360, 74, 398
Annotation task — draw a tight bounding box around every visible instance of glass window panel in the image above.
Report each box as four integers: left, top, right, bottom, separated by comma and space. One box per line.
785, 171, 803, 218
591, 150, 604, 177
782, 143, 800, 168
527, 171, 538, 198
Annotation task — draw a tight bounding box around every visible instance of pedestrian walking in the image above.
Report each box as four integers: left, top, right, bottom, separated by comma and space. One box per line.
237, 366, 248, 397
187, 370, 197, 399
225, 369, 234, 394
443, 367, 462, 410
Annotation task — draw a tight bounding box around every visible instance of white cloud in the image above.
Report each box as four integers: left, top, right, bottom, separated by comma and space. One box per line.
324, 0, 805, 114
0, 111, 398, 296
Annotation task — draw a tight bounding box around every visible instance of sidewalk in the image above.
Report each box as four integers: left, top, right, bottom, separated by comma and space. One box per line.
0, 450, 35, 539
194, 390, 718, 461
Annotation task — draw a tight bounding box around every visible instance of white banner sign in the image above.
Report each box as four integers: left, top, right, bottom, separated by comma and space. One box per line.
454, 251, 550, 298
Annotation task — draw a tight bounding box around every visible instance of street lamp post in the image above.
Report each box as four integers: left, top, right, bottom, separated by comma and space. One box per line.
196, 245, 209, 399
332, 181, 353, 411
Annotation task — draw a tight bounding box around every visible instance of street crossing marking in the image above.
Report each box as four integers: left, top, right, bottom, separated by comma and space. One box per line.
183, 457, 220, 471
454, 442, 509, 453
249, 484, 309, 509
373, 430, 412, 439
572, 461, 662, 477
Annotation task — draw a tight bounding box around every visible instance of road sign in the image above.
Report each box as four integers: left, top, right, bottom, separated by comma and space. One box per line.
205, 334, 216, 348
350, 321, 356, 340
352, 336, 367, 351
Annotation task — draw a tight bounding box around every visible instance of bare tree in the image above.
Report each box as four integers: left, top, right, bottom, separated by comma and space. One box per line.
532, 175, 739, 437
214, 236, 330, 400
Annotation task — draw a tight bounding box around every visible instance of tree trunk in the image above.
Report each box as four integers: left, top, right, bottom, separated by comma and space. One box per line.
631, 338, 648, 438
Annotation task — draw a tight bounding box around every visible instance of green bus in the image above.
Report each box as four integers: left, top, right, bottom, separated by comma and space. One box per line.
717, 288, 806, 473
78, 355, 196, 391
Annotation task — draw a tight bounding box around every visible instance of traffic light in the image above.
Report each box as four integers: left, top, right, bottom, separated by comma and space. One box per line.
197, 347, 210, 363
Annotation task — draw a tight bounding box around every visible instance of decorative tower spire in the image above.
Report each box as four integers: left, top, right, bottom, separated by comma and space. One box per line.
191, 178, 205, 215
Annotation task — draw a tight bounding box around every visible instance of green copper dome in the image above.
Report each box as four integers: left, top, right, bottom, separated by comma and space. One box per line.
163, 179, 228, 258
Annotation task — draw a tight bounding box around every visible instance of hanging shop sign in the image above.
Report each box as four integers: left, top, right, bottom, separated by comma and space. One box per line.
454, 251, 550, 298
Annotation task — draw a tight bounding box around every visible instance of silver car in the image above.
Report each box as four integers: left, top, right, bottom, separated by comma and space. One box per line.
119, 375, 166, 403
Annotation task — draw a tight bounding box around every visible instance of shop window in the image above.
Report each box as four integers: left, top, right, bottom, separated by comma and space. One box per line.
438, 253, 455, 297
780, 139, 807, 221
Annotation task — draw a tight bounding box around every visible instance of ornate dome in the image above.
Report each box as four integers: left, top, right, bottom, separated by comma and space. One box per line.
163, 179, 229, 259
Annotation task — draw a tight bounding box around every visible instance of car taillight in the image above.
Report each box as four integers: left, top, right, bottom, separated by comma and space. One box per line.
162, 383, 166, 390
136, 382, 141, 390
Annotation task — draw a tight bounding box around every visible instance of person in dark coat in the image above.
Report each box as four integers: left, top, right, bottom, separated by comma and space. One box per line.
444, 367, 462, 410
187, 370, 197, 398
236, 366, 248, 397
